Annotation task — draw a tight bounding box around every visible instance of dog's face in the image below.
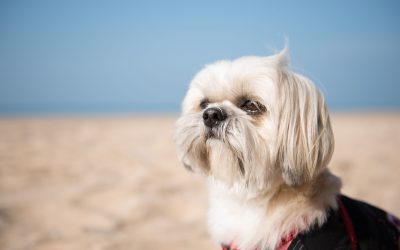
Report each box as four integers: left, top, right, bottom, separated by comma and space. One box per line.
175, 50, 334, 191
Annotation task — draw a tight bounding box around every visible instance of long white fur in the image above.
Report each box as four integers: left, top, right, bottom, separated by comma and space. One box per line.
175, 49, 341, 250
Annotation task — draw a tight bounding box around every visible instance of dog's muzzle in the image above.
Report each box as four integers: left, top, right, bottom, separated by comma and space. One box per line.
203, 107, 227, 128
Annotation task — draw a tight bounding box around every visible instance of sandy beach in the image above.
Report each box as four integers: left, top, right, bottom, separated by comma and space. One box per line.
0, 113, 399, 250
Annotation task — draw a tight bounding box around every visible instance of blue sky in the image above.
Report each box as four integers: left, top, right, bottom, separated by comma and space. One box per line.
0, 1, 399, 114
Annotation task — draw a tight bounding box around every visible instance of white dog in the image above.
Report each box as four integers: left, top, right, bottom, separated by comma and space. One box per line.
175, 49, 399, 250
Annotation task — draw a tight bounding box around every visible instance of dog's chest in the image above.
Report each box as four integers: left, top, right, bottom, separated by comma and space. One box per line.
207, 181, 267, 246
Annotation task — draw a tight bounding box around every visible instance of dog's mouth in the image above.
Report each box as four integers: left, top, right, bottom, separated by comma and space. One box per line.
205, 128, 219, 140
204, 126, 228, 141
203, 121, 230, 141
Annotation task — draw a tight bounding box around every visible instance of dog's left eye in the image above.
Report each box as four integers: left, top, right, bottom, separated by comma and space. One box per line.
200, 99, 209, 109
241, 100, 263, 114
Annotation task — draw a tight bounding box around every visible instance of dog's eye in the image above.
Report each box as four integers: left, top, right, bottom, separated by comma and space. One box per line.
200, 99, 209, 109
242, 100, 258, 112
241, 100, 264, 114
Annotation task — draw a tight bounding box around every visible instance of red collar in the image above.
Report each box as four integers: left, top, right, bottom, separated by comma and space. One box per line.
337, 198, 357, 250
221, 231, 296, 250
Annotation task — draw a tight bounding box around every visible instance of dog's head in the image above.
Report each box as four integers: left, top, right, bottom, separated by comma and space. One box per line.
175, 49, 334, 191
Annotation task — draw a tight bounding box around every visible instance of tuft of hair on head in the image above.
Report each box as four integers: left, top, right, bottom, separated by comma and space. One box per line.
274, 62, 334, 186
266, 43, 290, 69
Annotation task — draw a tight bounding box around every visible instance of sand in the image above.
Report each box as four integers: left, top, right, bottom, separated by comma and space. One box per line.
0, 113, 399, 250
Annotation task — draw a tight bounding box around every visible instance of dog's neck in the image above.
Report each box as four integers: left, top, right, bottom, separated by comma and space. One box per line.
207, 170, 342, 250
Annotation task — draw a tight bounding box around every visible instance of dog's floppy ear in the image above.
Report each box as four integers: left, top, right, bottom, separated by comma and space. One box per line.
275, 70, 334, 186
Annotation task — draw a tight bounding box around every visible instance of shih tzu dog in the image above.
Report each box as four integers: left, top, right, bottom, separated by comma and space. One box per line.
175, 49, 399, 250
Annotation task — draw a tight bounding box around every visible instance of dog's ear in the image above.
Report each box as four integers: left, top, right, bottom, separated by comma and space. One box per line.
275, 71, 334, 186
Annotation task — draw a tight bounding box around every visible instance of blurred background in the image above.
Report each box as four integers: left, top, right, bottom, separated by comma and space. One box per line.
0, 1, 399, 250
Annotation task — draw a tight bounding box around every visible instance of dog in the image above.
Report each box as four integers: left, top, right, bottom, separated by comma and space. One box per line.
175, 49, 400, 250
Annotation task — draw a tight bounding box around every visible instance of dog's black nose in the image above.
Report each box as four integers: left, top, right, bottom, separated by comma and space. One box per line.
203, 107, 227, 128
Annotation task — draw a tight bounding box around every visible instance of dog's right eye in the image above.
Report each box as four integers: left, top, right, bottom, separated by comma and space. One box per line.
200, 99, 209, 109
240, 100, 266, 115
